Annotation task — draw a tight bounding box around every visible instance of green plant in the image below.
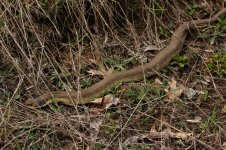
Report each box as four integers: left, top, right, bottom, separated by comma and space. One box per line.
125, 82, 165, 111
1, 90, 10, 104
104, 123, 118, 137
0, 59, 14, 77
210, 17, 226, 45
47, 139, 55, 150
104, 55, 133, 71
199, 108, 218, 130
0, 89, 21, 105
13, 94, 21, 100
42, 0, 48, 6
141, 144, 148, 150
208, 53, 226, 77
198, 15, 226, 46
94, 143, 106, 149
146, 2, 165, 16
159, 22, 174, 38
158, 25, 165, 37
50, 72, 73, 90
186, 3, 202, 17
216, 17, 226, 31
26, 132, 41, 150
125, 84, 148, 105
171, 54, 189, 68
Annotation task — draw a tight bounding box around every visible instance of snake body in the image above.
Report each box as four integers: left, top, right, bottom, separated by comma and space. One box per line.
25, 8, 226, 108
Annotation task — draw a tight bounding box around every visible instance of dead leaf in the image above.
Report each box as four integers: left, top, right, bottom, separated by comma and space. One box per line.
142, 129, 192, 141
90, 118, 103, 142
223, 142, 226, 149
89, 55, 113, 78
152, 78, 163, 91
199, 0, 208, 7
124, 136, 141, 146
203, 75, 211, 83
154, 78, 163, 85
144, 45, 160, 52
222, 104, 226, 113
91, 94, 119, 107
164, 78, 184, 101
90, 50, 106, 73
90, 94, 120, 112
184, 88, 205, 99
89, 59, 105, 71
186, 116, 202, 123
184, 88, 197, 99
200, 80, 209, 85
204, 49, 214, 53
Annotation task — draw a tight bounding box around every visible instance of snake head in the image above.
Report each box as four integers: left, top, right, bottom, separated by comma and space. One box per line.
25, 97, 50, 109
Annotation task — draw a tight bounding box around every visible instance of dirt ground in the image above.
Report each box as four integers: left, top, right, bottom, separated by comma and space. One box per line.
0, 0, 226, 149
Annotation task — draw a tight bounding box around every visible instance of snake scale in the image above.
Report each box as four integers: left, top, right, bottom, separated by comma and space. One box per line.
25, 8, 226, 108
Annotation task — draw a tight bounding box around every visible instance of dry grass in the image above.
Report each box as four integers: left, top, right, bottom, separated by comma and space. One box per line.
0, 0, 226, 149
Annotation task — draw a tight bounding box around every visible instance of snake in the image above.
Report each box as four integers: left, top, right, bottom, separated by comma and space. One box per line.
25, 8, 226, 108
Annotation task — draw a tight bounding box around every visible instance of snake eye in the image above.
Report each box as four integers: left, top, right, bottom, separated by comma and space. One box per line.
34, 99, 48, 107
